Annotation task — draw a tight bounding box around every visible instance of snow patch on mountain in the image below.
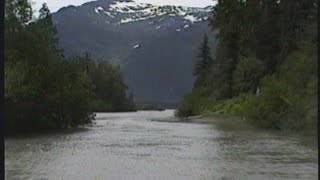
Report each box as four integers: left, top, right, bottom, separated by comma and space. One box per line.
104, 11, 114, 17
94, 6, 104, 14
183, 15, 200, 23
94, 0, 211, 25
119, 14, 157, 24
133, 43, 140, 49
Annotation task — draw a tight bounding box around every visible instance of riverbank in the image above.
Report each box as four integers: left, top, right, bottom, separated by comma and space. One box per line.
178, 113, 318, 148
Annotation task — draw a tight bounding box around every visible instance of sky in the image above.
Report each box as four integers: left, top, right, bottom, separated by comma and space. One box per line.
32, 0, 216, 15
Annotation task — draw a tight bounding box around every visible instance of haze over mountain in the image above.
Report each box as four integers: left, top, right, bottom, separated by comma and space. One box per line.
52, 0, 216, 105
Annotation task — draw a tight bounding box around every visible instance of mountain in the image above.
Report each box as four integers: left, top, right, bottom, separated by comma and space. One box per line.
52, 0, 216, 105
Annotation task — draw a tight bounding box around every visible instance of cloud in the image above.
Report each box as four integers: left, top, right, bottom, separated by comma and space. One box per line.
32, 0, 97, 15
31, 0, 216, 16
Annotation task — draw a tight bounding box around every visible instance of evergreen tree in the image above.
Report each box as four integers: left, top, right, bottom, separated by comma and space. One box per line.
177, 0, 318, 132
5, 1, 136, 134
36, 3, 62, 57
85, 52, 91, 73
209, 0, 244, 99
193, 33, 213, 88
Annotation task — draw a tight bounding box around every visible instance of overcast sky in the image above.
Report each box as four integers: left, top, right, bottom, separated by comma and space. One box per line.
32, 0, 216, 15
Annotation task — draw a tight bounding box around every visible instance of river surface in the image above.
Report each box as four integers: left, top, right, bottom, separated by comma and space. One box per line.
5, 110, 318, 180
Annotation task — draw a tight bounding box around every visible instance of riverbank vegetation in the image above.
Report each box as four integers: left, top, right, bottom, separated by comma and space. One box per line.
135, 104, 165, 111
176, 0, 317, 132
5, 1, 135, 133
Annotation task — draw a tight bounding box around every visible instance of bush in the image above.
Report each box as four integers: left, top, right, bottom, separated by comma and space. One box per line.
175, 86, 216, 117
175, 102, 194, 119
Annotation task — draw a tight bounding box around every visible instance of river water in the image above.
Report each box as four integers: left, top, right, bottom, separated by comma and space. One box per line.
5, 110, 318, 180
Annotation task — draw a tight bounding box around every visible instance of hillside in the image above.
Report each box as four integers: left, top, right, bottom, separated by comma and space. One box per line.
52, 0, 216, 104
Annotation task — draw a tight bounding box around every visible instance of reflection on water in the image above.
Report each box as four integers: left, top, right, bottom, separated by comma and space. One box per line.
5, 110, 318, 180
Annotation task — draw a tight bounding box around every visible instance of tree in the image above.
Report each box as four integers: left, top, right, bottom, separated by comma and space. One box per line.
232, 54, 264, 95
85, 52, 91, 73
208, 0, 245, 99
36, 3, 62, 57
177, 0, 318, 133
193, 33, 213, 88
5, 0, 136, 134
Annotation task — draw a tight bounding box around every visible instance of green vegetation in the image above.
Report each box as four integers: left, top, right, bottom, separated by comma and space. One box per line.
5, 1, 135, 133
176, 0, 317, 132
72, 53, 136, 112
193, 33, 213, 88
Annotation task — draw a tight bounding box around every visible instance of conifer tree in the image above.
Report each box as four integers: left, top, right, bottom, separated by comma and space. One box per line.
193, 33, 212, 88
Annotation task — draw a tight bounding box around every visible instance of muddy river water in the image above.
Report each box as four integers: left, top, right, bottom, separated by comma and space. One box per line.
5, 110, 318, 179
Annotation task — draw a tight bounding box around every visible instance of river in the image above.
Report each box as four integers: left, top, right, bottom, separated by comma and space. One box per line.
5, 110, 318, 180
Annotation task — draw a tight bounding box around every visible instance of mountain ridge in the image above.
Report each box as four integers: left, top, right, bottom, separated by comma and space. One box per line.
52, 0, 216, 105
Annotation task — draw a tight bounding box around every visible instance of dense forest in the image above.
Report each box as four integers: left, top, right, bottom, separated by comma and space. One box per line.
5, 1, 135, 133
176, 0, 317, 132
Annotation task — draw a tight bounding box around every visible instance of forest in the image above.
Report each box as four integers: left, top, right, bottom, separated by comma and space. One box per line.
176, 0, 317, 132
5, 1, 135, 133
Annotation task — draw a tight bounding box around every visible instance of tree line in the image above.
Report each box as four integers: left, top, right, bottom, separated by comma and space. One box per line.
176, 0, 317, 132
5, 1, 135, 134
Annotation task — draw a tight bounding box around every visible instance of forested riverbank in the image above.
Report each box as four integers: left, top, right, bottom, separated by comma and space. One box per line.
5, 1, 135, 134
176, 1, 317, 133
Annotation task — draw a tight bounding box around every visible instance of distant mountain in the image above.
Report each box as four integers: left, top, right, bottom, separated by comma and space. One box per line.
52, 0, 216, 105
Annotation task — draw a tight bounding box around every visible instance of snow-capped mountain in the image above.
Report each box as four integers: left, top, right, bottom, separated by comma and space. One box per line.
52, 0, 216, 104
94, 1, 211, 25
